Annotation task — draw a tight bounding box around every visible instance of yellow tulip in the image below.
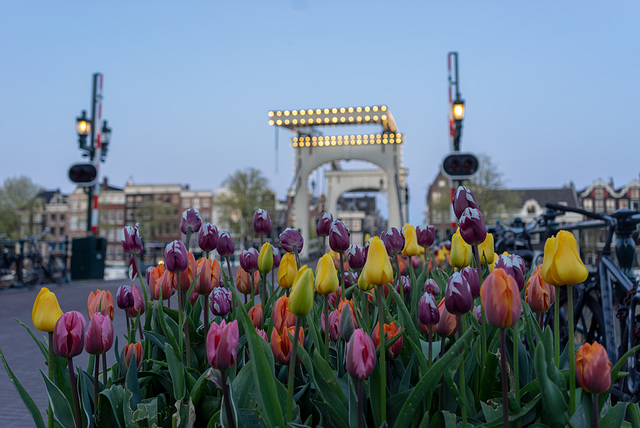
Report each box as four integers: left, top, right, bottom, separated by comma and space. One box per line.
450, 229, 472, 268
258, 242, 274, 274
32, 287, 63, 332
478, 233, 495, 264
315, 253, 339, 295
401, 224, 421, 257
277, 252, 297, 289
361, 236, 393, 286
358, 272, 374, 291
289, 265, 315, 317
541, 230, 588, 286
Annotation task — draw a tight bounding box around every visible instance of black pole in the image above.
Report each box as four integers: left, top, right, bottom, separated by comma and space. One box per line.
85, 73, 99, 232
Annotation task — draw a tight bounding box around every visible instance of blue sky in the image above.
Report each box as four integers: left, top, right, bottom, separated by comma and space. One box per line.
1, 1, 638, 225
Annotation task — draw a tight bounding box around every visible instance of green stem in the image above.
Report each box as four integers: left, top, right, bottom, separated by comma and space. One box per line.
593, 393, 599, 428
472, 245, 487, 367
324, 295, 330, 362
357, 379, 364, 428
182, 291, 191, 369
221, 370, 235, 428
513, 322, 520, 405
293, 245, 301, 270
102, 353, 107, 386
287, 317, 302, 422
428, 329, 433, 369
458, 315, 467, 428
500, 329, 508, 428
554, 286, 560, 367
68, 358, 81, 428
339, 252, 346, 298
132, 254, 149, 303
376, 285, 387, 423
395, 255, 403, 301
225, 257, 234, 290
177, 276, 184, 366
47, 333, 54, 428
94, 354, 99, 417
568, 283, 575, 415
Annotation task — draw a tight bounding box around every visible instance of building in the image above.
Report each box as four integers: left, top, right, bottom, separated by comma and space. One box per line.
97, 178, 125, 267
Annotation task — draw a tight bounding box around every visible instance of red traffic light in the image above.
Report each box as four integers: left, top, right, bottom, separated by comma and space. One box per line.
441, 153, 479, 179
68, 163, 98, 186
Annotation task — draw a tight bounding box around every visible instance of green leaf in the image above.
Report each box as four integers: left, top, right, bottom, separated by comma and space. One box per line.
16, 318, 48, 359
190, 367, 213, 407
611, 344, 640, 381
77, 369, 92, 428
387, 284, 429, 369
125, 352, 141, 410
132, 397, 159, 427
100, 385, 126, 428
0, 346, 46, 428
41, 370, 75, 428
628, 403, 640, 427
533, 335, 568, 428
304, 308, 324, 356
600, 402, 629, 427
479, 351, 499, 402
165, 343, 185, 400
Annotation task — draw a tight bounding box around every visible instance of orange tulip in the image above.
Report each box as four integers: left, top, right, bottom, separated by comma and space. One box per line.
271, 326, 305, 365
525, 265, 555, 313
371, 321, 403, 360
575, 341, 612, 394
178, 252, 197, 292
87, 289, 114, 320
237, 267, 257, 295
433, 298, 457, 337
195, 257, 221, 296
152, 270, 174, 300
249, 304, 263, 329
272, 295, 296, 332
480, 268, 522, 329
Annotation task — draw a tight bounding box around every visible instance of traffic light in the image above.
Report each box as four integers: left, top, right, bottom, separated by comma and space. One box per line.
68, 163, 98, 186
441, 153, 479, 179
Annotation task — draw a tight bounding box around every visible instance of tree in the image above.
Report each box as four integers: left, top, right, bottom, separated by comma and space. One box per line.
0, 176, 43, 238
215, 168, 276, 248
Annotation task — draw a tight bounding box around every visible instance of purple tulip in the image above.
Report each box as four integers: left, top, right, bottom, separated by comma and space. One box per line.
460, 266, 481, 298
343, 271, 358, 289
381, 227, 405, 255
53, 311, 86, 358
180, 208, 202, 235
397, 275, 411, 296
239, 248, 259, 273
445, 272, 473, 315
164, 240, 189, 273
84, 313, 114, 355
473, 305, 482, 324
121, 224, 143, 254
347, 244, 366, 271
416, 225, 436, 247
210, 287, 233, 317
363, 240, 370, 260
272, 248, 281, 268
424, 278, 441, 296
279, 228, 304, 253
458, 207, 487, 246
329, 220, 350, 253
419, 292, 440, 325
198, 223, 219, 252
217, 230, 235, 258
127, 285, 145, 318
494, 253, 525, 292
316, 212, 334, 237
253, 209, 272, 235
116, 285, 134, 310
452, 186, 480, 220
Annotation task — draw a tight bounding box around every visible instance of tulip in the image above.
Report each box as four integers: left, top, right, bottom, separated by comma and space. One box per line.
236, 267, 257, 296
289, 265, 314, 318
256, 329, 268, 342
372, 321, 403, 360
575, 342, 612, 394
249, 304, 263, 329
164, 240, 189, 273
460, 266, 480, 298
445, 272, 473, 315
206, 320, 239, 371
253, 208, 272, 235
494, 253, 525, 292
416, 225, 436, 247
271, 326, 304, 365
84, 313, 114, 355
397, 275, 411, 296
424, 278, 441, 296
116, 285, 134, 310
273, 296, 296, 332
328, 288, 342, 308
180, 208, 202, 235
419, 292, 440, 326
346, 244, 366, 271
459, 207, 487, 246
346, 328, 376, 379
329, 220, 350, 253
321, 309, 340, 342
361, 237, 393, 286
196, 257, 221, 296
53, 311, 86, 358
240, 248, 259, 273
177, 252, 197, 292
480, 268, 522, 328
147, 262, 165, 295
357, 272, 374, 291
339, 302, 357, 341
315, 253, 339, 295
127, 285, 145, 317
316, 212, 334, 237
344, 271, 358, 289
123, 342, 143, 372
216, 230, 235, 258
381, 227, 405, 256
277, 252, 298, 289
32, 287, 63, 332
401, 224, 421, 257
209, 287, 233, 317
121, 223, 143, 254
434, 298, 457, 337
198, 223, 219, 253
258, 243, 274, 275
452, 185, 479, 220
189, 287, 200, 306
473, 305, 482, 324
87, 289, 114, 320
541, 230, 589, 286
151, 270, 174, 301
273, 248, 281, 268
279, 228, 304, 253
525, 265, 555, 313
478, 233, 495, 264
450, 229, 472, 268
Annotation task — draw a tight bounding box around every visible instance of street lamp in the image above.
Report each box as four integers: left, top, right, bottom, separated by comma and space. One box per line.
100, 120, 111, 162
452, 99, 465, 121
76, 110, 90, 151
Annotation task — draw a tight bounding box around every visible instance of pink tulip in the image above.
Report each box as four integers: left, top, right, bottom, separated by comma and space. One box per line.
127, 285, 145, 317
206, 320, 239, 371
345, 328, 376, 380
53, 311, 86, 358
84, 313, 114, 355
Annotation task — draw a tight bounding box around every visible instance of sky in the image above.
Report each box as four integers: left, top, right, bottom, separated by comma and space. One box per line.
1, 1, 639, 225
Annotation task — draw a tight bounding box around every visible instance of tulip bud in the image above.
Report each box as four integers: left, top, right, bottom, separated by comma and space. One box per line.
239, 248, 259, 274
256, 329, 268, 342
236, 267, 257, 295
434, 298, 458, 337
452, 186, 479, 220
273, 296, 296, 332
271, 326, 304, 365
424, 278, 441, 296
289, 265, 315, 318
338, 300, 357, 341
164, 240, 189, 273
361, 237, 394, 286
249, 304, 263, 329
575, 342, 612, 394
316, 212, 334, 237
178, 252, 197, 292
460, 266, 480, 298
315, 253, 339, 295
525, 265, 555, 313
206, 320, 239, 371
273, 248, 281, 268
210, 287, 233, 317
53, 311, 86, 358
123, 342, 143, 372
116, 285, 134, 310
253, 208, 272, 235
397, 275, 411, 296
84, 313, 114, 355
357, 271, 374, 291
480, 268, 522, 328
459, 207, 487, 246
277, 252, 297, 289
541, 230, 589, 286
180, 208, 202, 235
127, 285, 145, 317
416, 225, 436, 247
279, 228, 304, 253
450, 229, 472, 268
121, 223, 143, 254
346, 244, 366, 271
151, 270, 173, 301
189, 287, 199, 306
381, 227, 405, 256
344, 272, 357, 289
419, 292, 440, 326
329, 220, 350, 253
87, 289, 114, 320
198, 223, 219, 252
321, 309, 340, 342
32, 287, 63, 332
258, 243, 274, 274
345, 328, 376, 380
372, 321, 403, 360
401, 224, 421, 257
473, 305, 482, 324
196, 257, 221, 296
216, 230, 235, 258
494, 253, 525, 292
445, 272, 473, 315
478, 233, 495, 264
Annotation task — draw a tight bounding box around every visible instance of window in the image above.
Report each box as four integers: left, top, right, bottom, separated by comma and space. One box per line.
619, 199, 629, 209
527, 204, 536, 214
59, 227, 65, 237
631, 189, 640, 199
117, 210, 123, 223
595, 199, 604, 212
50, 213, 56, 222
109, 210, 115, 223
193, 198, 200, 209
595, 188, 604, 198
351, 219, 362, 230
60, 214, 65, 221
70, 216, 78, 231
202, 198, 211, 208
606, 199, 616, 212
583, 199, 593, 211
182, 198, 190, 208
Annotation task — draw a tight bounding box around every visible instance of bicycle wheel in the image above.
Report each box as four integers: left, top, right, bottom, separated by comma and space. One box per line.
0, 269, 14, 290
47, 256, 66, 284
21, 257, 43, 288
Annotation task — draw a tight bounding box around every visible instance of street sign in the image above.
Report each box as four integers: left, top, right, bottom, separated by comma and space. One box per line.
68, 163, 98, 186
441, 152, 479, 180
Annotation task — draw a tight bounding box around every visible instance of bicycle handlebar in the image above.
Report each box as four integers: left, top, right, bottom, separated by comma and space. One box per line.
544, 202, 612, 222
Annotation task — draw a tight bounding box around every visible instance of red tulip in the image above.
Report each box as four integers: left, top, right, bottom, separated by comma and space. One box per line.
575, 342, 612, 394
123, 342, 143, 372
372, 321, 403, 360
480, 268, 522, 329
206, 320, 239, 371
271, 326, 304, 365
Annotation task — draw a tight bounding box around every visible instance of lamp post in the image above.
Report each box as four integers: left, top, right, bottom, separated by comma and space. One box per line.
448, 52, 465, 152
